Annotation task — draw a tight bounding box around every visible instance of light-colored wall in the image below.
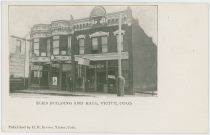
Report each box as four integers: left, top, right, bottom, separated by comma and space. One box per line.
9, 36, 30, 78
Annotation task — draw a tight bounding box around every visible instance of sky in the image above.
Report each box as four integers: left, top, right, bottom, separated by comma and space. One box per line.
9, 5, 157, 45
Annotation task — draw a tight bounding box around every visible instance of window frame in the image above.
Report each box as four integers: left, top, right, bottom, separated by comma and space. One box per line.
101, 36, 108, 53
78, 38, 85, 54
92, 37, 98, 51
33, 38, 40, 56
53, 36, 60, 55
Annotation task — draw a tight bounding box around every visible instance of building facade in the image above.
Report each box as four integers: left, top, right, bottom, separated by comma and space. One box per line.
28, 6, 157, 94
9, 35, 29, 78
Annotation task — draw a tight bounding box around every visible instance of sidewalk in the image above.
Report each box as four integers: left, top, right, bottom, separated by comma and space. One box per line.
12, 89, 155, 97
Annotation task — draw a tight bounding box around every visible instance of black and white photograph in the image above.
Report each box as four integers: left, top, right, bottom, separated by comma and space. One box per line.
9, 5, 158, 97
2, 2, 208, 134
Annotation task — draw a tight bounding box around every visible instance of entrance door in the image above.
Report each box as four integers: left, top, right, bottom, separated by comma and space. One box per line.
97, 71, 106, 92
61, 72, 67, 90
40, 71, 48, 87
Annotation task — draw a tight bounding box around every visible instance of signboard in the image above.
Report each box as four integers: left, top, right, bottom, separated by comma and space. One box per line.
108, 75, 116, 79
78, 57, 90, 66
31, 57, 50, 62
31, 65, 43, 70
52, 77, 57, 86
51, 56, 71, 61
89, 64, 105, 69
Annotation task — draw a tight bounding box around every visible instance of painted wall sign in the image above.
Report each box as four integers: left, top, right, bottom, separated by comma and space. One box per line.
31, 65, 43, 70
31, 57, 50, 62
51, 56, 71, 61
51, 21, 73, 35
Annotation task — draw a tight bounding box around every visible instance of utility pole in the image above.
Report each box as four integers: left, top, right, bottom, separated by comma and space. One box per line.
117, 14, 125, 96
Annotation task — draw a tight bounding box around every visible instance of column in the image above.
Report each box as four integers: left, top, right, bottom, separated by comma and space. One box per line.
59, 62, 62, 90
94, 65, 97, 92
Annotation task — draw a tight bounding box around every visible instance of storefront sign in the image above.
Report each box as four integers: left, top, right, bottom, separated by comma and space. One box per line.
31, 57, 50, 62
51, 21, 73, 35
31, 24, 51, 38
31, 65, 43, 70
51, 56, 71, 61
89, 64, 105, 69
78, 57, 90, 66
52, 77, 57, 86
108, 75, 116, 79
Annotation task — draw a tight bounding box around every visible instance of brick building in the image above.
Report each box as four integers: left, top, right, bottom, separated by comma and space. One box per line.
29, 6, 157, 94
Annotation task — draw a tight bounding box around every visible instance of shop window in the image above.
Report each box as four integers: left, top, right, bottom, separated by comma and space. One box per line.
116, 34, 124, 51
33, 39, 39, 56
92, 37, 98, 51
53, 36, 59, 55
79, 38, 85, 54
101, 36, 108, 53
33, 70, 42, 78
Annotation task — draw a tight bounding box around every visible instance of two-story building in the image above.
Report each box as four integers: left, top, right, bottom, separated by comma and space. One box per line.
28, 6, 157, 94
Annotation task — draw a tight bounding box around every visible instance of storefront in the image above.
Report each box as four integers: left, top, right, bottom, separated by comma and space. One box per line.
74, 52, 129, 93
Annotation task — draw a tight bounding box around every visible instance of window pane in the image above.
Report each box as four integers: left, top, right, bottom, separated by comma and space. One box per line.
92, 38, 98, 50
41, 52, 46, 56
79, 39, 85, 54
53, 48, 59, 55
61, 50, 66, 55
101, 37, 107, 45
102, 37, 108, 53
53, 40, 59, 48
102, 46, 108, 53
47, 39, 51, 56
34, 42, 39, 49
34, 50, 39, 56
53, 36, 59, 40
79, 46, 84, 54
79, 38, 84, 47
34, 38, 39, 43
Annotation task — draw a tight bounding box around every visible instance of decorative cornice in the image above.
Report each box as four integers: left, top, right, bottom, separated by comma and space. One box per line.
89, 31, 109, 38
76, 34, 86, 40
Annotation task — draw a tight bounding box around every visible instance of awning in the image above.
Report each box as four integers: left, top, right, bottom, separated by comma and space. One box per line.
75, 52, 128, 61
74, 52, 128, 65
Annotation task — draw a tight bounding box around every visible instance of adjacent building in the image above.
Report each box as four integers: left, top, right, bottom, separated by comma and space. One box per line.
28, 6, 157, 94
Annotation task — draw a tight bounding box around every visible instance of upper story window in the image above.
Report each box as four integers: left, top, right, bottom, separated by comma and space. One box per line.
40, 38, 47, 57
60, 35, 68, 55
77, 35, 86, 55
53, 36, 59, 55
47, 39, 51, 56
79, 38, 85, 54
101, 36, 108, 53
33, 38, 39, 56
92, 37, 98, 52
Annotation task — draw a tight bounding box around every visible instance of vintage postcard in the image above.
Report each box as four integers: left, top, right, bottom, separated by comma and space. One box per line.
1, 1, 208, 133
